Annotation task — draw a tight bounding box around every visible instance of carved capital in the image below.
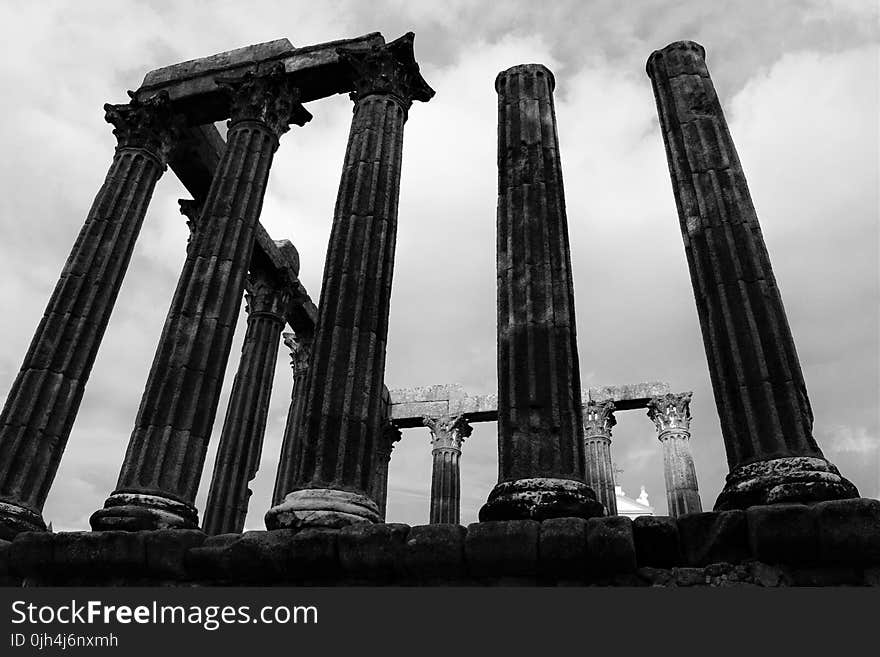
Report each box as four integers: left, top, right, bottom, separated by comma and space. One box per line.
424, 414, 472, 450
244, 269, 290, 321
282, 331, 313, 379
338, 32, 435, 111
104, 91, 181, 167
647, 391, 693, 435
216, 65, 312, 139
584, 401, 616, 438
177, 198, 200, 248
377, 423, 403, 460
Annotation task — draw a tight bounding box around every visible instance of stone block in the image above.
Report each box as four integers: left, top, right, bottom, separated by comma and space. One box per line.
402, 524, 466, 582
184, 544, 234, 582
673, 567, 706, 587
465, 520, 539, 578
144, 530, 206, 578
9, 531, 54, 578
746, 504, 816, 564
586, 516, 636, 574
287, 529, 340, 583
337, 523, 409, 583
636, 566, 675, 587
813, 498, 880, 565
677, 510, 748, 566
538, 517, 588, 580
633, 516, 681, 567
226, 530, 299, 583
54, 531, 147, 578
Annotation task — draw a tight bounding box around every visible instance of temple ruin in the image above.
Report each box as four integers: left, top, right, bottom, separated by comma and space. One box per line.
0, 33, 876, 587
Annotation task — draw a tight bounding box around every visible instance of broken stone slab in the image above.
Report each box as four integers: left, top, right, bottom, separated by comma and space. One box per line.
136, 33, 385, 124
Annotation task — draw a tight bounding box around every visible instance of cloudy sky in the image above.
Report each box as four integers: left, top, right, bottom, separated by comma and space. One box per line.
0, 0, 876, 530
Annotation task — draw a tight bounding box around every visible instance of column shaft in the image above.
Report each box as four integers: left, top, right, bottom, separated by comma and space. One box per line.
202, 272, 288, 535
481, 64, 602, 522
92, 69, 310, 530
583, 401, 617, 516
271, 332, 312, 506
266, 33, 433, 530
0, 94, 176, 539
426, 415, 470, 525
648, 393, 702, 517
647, 42, 857, 509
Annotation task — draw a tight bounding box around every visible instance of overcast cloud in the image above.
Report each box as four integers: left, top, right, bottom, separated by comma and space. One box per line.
0, 0, 876, 530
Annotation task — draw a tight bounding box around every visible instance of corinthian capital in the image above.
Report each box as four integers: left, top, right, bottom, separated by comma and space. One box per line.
282, 331, 313, 379
216, 65, 312, 139
647, 392, 693, 434
338, 32, 435, 110
245, 269, 290, 320
584, 401, 616, 438
103, 91, 181, 167
424, 414, 472, 450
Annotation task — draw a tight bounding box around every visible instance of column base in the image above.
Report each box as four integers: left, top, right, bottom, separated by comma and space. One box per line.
0, 500, 47, 540
90, 492, 199, 531
265, 488, 381, 530
478, 478, 605, 522
714, 456, 859, 511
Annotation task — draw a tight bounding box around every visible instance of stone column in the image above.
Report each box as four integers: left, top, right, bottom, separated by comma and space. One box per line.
426, 415, 472, 525
646, 41, 858, 509
265, 33, 434, 530
0, 94, 178, 539
480, 64, 603, 522
270, 331, 312, 507
647, 392, 702, 517
91, 67, 311, 531
201, 269, 290, 535
371, 423, 402, 520
583, 401, 618, 516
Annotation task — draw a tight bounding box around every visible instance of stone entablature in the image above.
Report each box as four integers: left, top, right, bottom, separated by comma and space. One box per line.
5, 498, 879, 587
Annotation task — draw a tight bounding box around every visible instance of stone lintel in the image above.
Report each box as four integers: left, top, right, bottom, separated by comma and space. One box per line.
136, 33, 385, 125
171, 123, 316, 337
389, 382, 670, 426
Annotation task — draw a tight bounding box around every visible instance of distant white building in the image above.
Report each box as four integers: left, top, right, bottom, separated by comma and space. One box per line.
614, 485, 654, 518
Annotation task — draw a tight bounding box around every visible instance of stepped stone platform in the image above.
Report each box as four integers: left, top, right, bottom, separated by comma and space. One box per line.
3, 498, 878, 587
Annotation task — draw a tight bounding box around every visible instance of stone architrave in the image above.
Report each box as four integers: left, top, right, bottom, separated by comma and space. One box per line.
0, 94, 179, 539
270, 331, 313, 507
426, 415, 472, 525
480, 63, 603, 522
647, 392, 702, 517
201, 268, 291, 535
371, 423, 402, 520
265, 33, 434, 530
583, 401, 618, 516
646, 41, 858, 509
91, 67, 311, 531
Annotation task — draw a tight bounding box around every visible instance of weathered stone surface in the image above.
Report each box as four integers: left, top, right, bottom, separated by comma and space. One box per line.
677, 510, 749, 566
485, 62, 593, 522
583, 401, 617, 515
539, 517, 588, 580
647, 40, 857, 509
286, 529, 340, 583
648, 392, 702, 517
746, 503, 816, 564
402, 524, 466, 582
92, 69, 310, 532
480, 478, 604, 522
587, 516, 636, 574
636, 566, 676, 587
465, 520, 539, 578
673, 567, 707, 587
814, 498, 880, 564
337, 523, 409, 583
0, 93, 178, 539
587, 382, 671, 410
267, 35, 432, 530
633, 516, 681, 567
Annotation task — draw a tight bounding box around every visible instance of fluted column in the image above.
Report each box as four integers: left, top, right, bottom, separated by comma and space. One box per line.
480, 64, 602, 522
270, 331, 312, 507
202, 269, 290, 535
266, 33, 434, 530
647, 41, 858, 509
91, 67, 311, 531
647, 392, 702, 517
583, 401, 617, 516
0, 94, 178, 539
426, 415, 471, 525
371, 423, 402, 520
